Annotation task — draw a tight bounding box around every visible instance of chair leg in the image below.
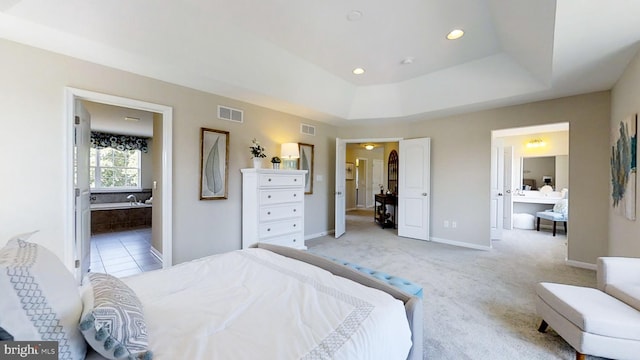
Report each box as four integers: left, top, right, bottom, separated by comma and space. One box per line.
576, 351, 586, 360
537, 320, 548, 333
536, 217, 541, 231
563, 222, 567, 234
552, 221, 557, 236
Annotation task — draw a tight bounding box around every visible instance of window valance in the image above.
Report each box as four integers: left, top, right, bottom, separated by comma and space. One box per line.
90, 132, 149, 153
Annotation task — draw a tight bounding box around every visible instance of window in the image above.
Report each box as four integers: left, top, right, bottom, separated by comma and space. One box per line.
90, 147, 141, 189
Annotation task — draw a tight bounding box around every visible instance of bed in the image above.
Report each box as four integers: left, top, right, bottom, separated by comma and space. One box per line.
0, 235, 422, 360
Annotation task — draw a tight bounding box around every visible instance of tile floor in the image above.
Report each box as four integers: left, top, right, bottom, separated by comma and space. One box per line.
90, 228, 162, 278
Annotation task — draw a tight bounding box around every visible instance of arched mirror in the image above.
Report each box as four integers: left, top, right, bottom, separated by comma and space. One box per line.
388, 150, 398, 194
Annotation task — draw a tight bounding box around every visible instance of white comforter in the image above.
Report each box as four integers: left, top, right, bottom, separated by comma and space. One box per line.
91, 248, 412, 360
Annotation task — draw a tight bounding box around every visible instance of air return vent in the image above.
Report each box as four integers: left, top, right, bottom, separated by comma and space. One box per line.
300, 123, 316, 136
218, 105, 243, 123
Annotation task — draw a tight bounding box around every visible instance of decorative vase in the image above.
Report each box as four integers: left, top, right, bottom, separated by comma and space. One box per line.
253, 157, 262, 169
272, 163, 280, 170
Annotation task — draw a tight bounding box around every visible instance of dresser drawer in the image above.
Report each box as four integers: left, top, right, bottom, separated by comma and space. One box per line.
260, 189, 303, 205
259, 219, 302, 238
259, 173, 304, 187
262, 233, 305, 249
260, 204, 302, 221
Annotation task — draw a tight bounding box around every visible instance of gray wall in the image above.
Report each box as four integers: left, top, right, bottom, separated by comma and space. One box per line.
0, 36, 625, 268
610, 47, 640, 257
339, 92, 611, 264
0, 38, 336, 266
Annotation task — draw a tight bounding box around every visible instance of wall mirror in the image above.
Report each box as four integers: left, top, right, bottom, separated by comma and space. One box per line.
388, 150, 398, 194
521, 155, 568, 190
522, 156, 555, 190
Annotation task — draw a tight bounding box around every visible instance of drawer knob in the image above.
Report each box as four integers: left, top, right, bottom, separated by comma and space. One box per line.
268, 178, 272, 182
268, 195, 272, 199
267, 228, 271, 232
267, 211, 271, 215
293, 194, 297, 197
294, 179, 297, 182
293, 209, 296, 212
293, 239, 296, 242
293, 224, 296, 227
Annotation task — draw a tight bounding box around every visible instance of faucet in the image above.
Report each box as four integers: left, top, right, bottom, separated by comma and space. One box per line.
126, 194, 137, 205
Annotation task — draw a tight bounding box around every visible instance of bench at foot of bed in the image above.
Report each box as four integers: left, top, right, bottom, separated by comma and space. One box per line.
321, 256, 423, 299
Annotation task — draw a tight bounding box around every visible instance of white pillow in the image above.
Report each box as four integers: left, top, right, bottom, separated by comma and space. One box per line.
553, 199, 569, 217
0, 236, 86, 360
79, 273, 152, 360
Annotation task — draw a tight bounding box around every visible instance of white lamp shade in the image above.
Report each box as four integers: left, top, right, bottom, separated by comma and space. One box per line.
281, 143, 300, 159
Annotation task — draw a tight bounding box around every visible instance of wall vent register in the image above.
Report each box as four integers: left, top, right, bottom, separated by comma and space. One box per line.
217, 105, 243, 123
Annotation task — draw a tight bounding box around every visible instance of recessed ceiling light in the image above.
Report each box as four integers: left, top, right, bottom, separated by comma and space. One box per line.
353, 67, 365, 75
347, 10, 362, 21
446, 29, 465, 40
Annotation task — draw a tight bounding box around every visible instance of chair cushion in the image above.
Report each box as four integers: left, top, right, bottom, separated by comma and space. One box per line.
536, 211, 567, 221
606, 284, 640, 312
536, 282, 640, 340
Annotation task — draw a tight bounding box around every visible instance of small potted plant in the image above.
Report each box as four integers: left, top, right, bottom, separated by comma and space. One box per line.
249, 138, 267, 168
271, 156, 281, 169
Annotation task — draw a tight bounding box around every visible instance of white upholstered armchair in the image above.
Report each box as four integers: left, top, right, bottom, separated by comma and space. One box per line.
536, 257, 640, 360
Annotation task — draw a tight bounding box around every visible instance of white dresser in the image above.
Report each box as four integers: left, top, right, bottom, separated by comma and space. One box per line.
241, 169, 307, 250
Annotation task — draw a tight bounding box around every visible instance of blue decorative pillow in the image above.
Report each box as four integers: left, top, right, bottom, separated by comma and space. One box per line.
0, 326, 14, 341
79, 273, 152, 360
0, 236, 86, 360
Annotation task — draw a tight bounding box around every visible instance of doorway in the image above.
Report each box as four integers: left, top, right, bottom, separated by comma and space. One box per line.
491, 123, 570, 250
65, 87, 173, 281
84, 101, 161, 277
335, 137, 431, 240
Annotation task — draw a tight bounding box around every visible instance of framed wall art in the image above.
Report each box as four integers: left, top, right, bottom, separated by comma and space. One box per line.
345, 162, 355, 180
611, 114, 637, 220
298, 143, 314, 194
200, 128, 229, 200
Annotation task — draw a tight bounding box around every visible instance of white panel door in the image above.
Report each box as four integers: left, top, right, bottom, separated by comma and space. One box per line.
503, 146, 514, 230
74, 100, 91, 280
335, 138, 346, 238
490, 139, 504, 240
398, 138, 430, 240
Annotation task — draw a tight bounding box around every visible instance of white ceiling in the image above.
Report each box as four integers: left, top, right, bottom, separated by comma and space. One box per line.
1, 0, 639, 126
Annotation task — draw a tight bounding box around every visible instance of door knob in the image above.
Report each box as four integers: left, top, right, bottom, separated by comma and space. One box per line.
506, 190, 511, 194
498, 193, 503, 196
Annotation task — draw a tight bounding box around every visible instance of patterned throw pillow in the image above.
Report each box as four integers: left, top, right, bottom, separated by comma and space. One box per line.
0, 237, 86, 360
79, 273, 152, 360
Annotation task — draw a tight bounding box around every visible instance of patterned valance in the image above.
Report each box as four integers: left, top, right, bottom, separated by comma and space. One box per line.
90, 131, 149, 153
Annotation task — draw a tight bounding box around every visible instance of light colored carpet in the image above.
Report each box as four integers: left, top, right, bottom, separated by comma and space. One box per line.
306, 209, 603, 360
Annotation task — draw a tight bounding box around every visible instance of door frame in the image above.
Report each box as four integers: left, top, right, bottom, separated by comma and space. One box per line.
335, 137, 402, 235
491, 123, 570, 253
64, 87, 173, 274
355, 157, 368, 208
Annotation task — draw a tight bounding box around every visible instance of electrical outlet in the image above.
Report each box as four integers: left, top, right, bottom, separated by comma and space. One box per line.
444, 220, 449, 228
452, 221, 457, 228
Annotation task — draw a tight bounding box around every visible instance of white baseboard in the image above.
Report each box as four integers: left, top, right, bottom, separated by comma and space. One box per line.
150, 246, 163, 262
305, 230, 335, 240
430, 236, 491, 251
565, 259, 596, 270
